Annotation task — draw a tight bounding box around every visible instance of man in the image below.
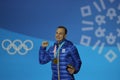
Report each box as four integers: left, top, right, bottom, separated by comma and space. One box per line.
39, 26, 82, 80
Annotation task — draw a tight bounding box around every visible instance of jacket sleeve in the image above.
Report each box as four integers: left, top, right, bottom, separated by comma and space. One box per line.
70, 45, 82, 74
39, 46, 51, 64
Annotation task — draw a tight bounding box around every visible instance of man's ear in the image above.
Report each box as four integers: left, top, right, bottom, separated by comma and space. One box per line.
64, 34, 66, 38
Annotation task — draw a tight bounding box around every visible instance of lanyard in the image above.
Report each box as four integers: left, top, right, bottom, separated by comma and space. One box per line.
54, 41, 65, 58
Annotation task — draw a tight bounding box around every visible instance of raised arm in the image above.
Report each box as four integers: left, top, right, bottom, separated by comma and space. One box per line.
39, 41, 51, 64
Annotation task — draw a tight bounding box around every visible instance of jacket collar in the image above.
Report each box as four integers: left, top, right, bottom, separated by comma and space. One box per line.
55, 38, 66, 46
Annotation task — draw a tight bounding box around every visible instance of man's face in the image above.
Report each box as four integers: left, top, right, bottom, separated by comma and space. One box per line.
55, 28, 66, 42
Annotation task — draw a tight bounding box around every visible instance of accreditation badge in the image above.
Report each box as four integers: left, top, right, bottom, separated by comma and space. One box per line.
62, 49, 65, 53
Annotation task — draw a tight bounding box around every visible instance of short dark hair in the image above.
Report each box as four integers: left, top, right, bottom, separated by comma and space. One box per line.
57, 26, 67, 34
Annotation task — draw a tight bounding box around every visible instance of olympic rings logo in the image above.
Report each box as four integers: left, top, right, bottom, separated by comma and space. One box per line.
1, 39, 33, 55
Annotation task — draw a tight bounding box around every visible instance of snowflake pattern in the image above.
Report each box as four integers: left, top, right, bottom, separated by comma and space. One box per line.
117, 28, 120, 37
95, 27, 106, 37
95, 15, 106, 25
117, 16, 120, 24
106, 33, 116, 45
106, 8, 117, 20
80, 0, 119, 62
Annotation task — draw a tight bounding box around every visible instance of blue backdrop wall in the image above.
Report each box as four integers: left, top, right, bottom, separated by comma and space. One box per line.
0, 0, 120, 80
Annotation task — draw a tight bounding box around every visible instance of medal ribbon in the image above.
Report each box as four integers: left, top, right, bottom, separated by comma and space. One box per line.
53, 41, 65, 58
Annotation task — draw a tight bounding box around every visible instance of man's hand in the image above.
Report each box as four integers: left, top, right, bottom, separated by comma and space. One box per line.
42, 41, 49, 47
67, 65, 75, 75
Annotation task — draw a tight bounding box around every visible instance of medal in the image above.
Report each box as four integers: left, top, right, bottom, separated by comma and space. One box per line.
53, 58, 58, 64
53, 42, 65, 64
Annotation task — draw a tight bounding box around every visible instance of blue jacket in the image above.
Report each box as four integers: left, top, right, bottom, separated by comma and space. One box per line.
39, 39, 82, 80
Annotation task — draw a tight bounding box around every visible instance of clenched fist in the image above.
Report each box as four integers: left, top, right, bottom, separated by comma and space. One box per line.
42, 41, 49, 47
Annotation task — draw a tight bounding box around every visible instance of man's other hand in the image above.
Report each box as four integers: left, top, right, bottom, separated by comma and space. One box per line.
67, 65, 75, 75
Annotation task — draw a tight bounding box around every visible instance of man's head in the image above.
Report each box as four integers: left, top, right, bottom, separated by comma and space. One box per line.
55, 26, 67, 43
